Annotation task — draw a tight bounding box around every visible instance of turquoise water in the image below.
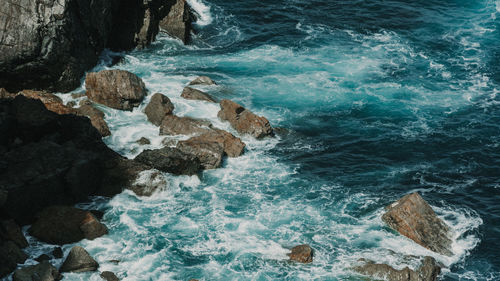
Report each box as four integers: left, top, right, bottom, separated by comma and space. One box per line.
22, 0, 500, 280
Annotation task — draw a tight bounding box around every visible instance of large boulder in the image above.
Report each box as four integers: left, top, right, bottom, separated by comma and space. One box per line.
85, 70, 147, 111
160, 115, 213, 136
135, 147, 201, 175
145, 93, 175, 126
287, 244, 313, 264
188, 76, 217, 86
353, 256, 441, 281
181, 87, 216, 103
12, 261, 62, 281
60, 246, 98, 273
29, 206, 108, 245
77, 104, 111, 137
177, 140, 225, 169
218, 99, 273, 139
159, 0, 196, 44
382, 193, 453, 256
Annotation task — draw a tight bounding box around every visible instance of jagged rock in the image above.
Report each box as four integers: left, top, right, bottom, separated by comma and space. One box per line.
29, 206, 108, 245
128, 170, 167, 196
85, 70, 147, 111
0, 241, 28, 278
12, 261, 61, 281
177, 139, 225, 169
181, 87, 216, 102
0, 220, 28, 248
353, 256, 441, 281
159, 0, 196, 44
382, 193, 453, 256
218, 99, 273, 139
101, 271, 120, 281
52, 247, 64, 259
287, 244, 313, 263
17, 90, 75, 115
145, 93, 175, 126
136, 137, 151, 145
76, 104, 111, 137
60, 246, 98, 273
135, 147, 201, 175
188, 76, 217, 86
160, 115, 213, 136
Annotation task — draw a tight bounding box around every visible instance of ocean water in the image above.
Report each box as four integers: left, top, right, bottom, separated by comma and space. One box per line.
19, 0, 500, 280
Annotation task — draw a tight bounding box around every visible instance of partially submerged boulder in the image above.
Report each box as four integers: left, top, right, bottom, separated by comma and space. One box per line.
135, 147, 201, 175
178, 129, 245, 163
85, 70, 147, 111
136, 137, 151, 145
353, 256, 441, 281
188, 76, 217, 86
177, 139, 225, 169
60, 246, 98, 273
160, 115, 213, 136
287, 244, 313, 263
144, 93, 174, 126
181, 87, 216, 102
29, 206, 108, 245
76, 104, 111, 137
218, 99, 273, 139
101, 271, 120, 281
12, 261, 62, 281
159, 0, 195, 44
382, 193, 453, 256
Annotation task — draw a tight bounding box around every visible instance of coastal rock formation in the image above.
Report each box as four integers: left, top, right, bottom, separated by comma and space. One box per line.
76, 104, 111, 137
0, 0, 195, 93
85, 70, 147, 111
353, 256, 441, 281
218, 99, 274, 139
0, 220, 28, 249
12, 261, 62, 281
145, 93, 175, 126
160, 115, 213, 136
60, 246, 98, 273
135, 147, 201, 175
29, 206, 108, 245
177, 139, 225, 169
188, 76, 217, 86
181, 87, 216, 102
0, 240, 28, 278
382, 193, 453, 256
180, 129, 245, 158
101, 271, 120, 281
17, 90, 75, 115
287, 244, 313, 263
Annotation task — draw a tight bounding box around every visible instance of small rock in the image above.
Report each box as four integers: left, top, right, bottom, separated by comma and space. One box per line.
181, 87, 216, 102
135, 147, 201, 175
35, 254, 51, 262
128, 170, 167, 196
60, 246, 98, 273
188, 76, 217, 86
0, 219, 28, 248
76, 104, 111, 137
160, 115, 212, 136
218, 99, 273, 139
353, 256, 441, 281
136, 137, 151, 145
100, 271, 120, 281
52, 247, 64, 259
85, 70, 147, 111
12, 261, 62, 281
144, 93, 174, 126
382, 192, 453, 256
287, 244, 313, 263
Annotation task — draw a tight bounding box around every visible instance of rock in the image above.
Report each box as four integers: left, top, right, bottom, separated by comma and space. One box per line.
159, 0, 196, 44
135, 147, 201, 175
353, 256, 441, 281
60, 246, 98, 273
137, 137, 151, 145
287, 244, 313, 263
0, 241, 28, 278
0, 220, 28, 248
0, 88, 14, 99
77, 104, 111, 137
188, 76, 217, 86
145, 93, 175, 126
79, 99, 93, 106
382, 192, 453, 256
29, 206, 108, 245
71, 93, 87, 99
160, 115, 213, 136
177, 139, 225, 169
90, 210, 105, 220
101, 271, 120, 281
85, 70, 147, 111
218, 99, 273, 139
35, 254, 51, 262
52, 247, 64, 259
67, 101, 77, 108
17, 90, 75, 115
181, 87, 216, 102
128, 170, 167, 196
12, 261, 61, 281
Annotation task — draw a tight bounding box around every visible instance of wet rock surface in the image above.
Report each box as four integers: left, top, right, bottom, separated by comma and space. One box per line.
287, 244, 313, 263
218, 99, 273, 139
160, 115, 213, 136
177, 139, 225, 169
181, 87, 216, 102
145, 93, 175, 126
129, 170, 167, 196
101, 271, 120, 281
60, 246, 99, 273
353, 256, 441, 281
12, 261, 62, 281
159, 0, 196, 44
188, 76, 217, 86
135, 147, 201, 175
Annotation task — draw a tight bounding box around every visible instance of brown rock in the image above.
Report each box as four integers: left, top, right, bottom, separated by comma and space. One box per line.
382, 193, 453, 256
144, 93, 174, 126
76, 104, 111, 137
12, 261, 62, 281
159, 0, 195, 44
85, 70, 147, 111
134, 147, 201, 175
29, 206, 108, 245
0, 220, 28, 248
181, 87, 216, 102
136, 137, 151, 145
188, 76, 217, 86
177, 139, 225, 169
160, 115, 212, 136
0, 88, 15, 99
218, 99, 273, 139
287, 244, 313, 263
181, 129, 245, 158
101, 271, 120, 281
17, 90, 75, 115
71, 92, 87, 99
353, 256, 441, 281
60, 246, 98, 273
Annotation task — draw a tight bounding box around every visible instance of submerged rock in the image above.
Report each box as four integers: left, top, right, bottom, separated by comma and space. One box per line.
12, 261, 62, 281
287, 244, 313, 263
76, 104, 111, 137
145, 93, 175, 126
188, 76, 217, 86
382, 192, 453, 256
101, 271, 120, 281
85, 70, 147, 111
353, 256, 441, 281
181, 87, 216, 102
159, 0, 196, 44
160, 115, 213, 136
60, 246, 98, 273
218, 99, 273, 139
135, 147, 201, 175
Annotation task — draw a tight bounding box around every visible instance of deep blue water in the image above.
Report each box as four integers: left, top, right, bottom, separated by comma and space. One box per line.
20, 0, 500, 280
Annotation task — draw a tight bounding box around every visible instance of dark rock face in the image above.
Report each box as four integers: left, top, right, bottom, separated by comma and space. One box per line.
12, 261, 62, 281
145, 93, 175, 126
76, 104, 111, 137
353, 256, 441, 281
29, 206, 108, 245
60, 246, 98, 273
160, 115, 213, 136
101, 271, 120, 281
188, 76, 217, 86
181, 87, 216, 102
382, 193, 453, 256
159, 0, 196, 44
17, 90, 75, 115
136, 137, 152, 145
0, 220, 28, 248
85, 70, 147, 111
135, 147, 201, 175
287, 244, 313, 263
218, 99, 274, 139
52, 247, 64, 259
0, 240, 28, 278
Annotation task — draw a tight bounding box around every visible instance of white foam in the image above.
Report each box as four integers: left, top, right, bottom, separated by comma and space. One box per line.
187, 0, 212, 26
